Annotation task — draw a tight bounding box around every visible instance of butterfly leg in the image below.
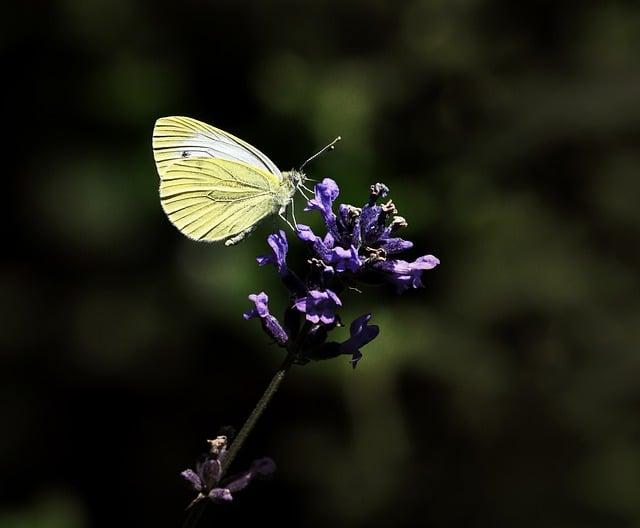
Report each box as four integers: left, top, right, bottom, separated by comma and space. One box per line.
296, 185, 312, 201
300, 183, 315, 195
278, 206, 297, 233
290, 198, 299, 228
224, 225, 257, 246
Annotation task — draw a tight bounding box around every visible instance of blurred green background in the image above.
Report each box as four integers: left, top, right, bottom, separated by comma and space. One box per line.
3, 0, 640, 527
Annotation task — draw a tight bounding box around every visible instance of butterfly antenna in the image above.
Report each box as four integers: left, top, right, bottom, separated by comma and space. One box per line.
299, 136, 342, 172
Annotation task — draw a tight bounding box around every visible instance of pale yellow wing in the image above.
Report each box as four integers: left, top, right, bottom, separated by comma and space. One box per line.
159, 157, 281, 243
153, 116, 282, 177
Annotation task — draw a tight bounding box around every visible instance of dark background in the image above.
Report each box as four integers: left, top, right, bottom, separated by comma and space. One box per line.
3, 0, 640, 527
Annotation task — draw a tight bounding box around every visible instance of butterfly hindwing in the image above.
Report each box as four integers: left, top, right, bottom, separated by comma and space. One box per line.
159, 157, 281, 243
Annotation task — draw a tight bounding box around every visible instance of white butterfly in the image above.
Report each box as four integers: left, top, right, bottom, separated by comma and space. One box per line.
152, 116, 339, 245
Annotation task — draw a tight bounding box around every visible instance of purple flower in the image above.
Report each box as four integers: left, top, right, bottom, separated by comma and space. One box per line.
244, 292, 288, 345
338, 204, 362, 248
181, 458, 221, 495
340, 314, 380, 368
256, 230, 288, 276
296, 224, 319, 243
379, 237, 413, 255
305, 178, 339, 216
209, 488, 233, 502
181, 451, 276, 504
298, 225, 361, 274
326, 245, 361, 273
245, 179, 439, 367
182, 469, 202, 490
224, 458, 276, 494
359, 203, 383, 244
375, 255, 440, 292
305, 178, 340, 237
294, 289, 342, 324
296, 224, 332, 261
243, 292, 269, 319
306, 313, 379, 366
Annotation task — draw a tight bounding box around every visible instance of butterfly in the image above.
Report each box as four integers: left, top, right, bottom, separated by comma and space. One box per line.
152, 116, 340, 246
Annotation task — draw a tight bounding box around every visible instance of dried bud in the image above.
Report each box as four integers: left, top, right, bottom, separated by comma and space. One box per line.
207, 436, 228, 458
345, 205, 361, 218
364, 247, 387, 264
380, 200, 397, 215
389, 216, 408, 232
369, 183, 390, 204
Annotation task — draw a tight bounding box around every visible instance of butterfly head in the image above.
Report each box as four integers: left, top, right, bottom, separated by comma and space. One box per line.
288, 170, 304, 186
279, 169, 306, 198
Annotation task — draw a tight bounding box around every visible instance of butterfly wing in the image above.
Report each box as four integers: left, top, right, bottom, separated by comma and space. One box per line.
159, 157, 281, 243
153, 116, 282, 177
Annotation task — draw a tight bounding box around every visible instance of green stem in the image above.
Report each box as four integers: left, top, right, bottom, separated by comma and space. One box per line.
181, 497, 205, 528
220, 353, 295, 477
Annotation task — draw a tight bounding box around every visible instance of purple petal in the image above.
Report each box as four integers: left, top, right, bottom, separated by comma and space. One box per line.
243, 292, 270, 320
296, 224, 319, 243
224, 457, 276, 493
305, 178, 339, 214
322, 178, 340, 199
251, 457, 276, 476
308, 289, 325, 301
319, 313, 334, 324
293, 297, 307, 313
339, 203, 351, 226
349, 216, 362, 249
360, 204, 383, 244
244, 292, 289, 345
256, 230, 289, 276
256, 255, 270, 266
294, 289, 342, 324
327, 245, 361, 273
209, 488, 233, 502
379, 237, 413, 255
326, 289, 343, 307
225, 471, 253, 493
340, 314, 380, 368
296, 224, 333, 260
323, 231, 336, 248
305, 179, 340, 238
375, 254, 440, 293
263, 315, 289, 346
199, 459, 221, 489
180, 469, 202, 492
414, 255, 440, 269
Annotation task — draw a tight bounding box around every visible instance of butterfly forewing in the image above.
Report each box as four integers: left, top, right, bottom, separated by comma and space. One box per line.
153, 116, 282, 177
160, 157, 281, 242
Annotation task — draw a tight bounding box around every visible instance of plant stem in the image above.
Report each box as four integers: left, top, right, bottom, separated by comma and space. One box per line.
220, 353, 295, 477
181, 499, 205, 528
